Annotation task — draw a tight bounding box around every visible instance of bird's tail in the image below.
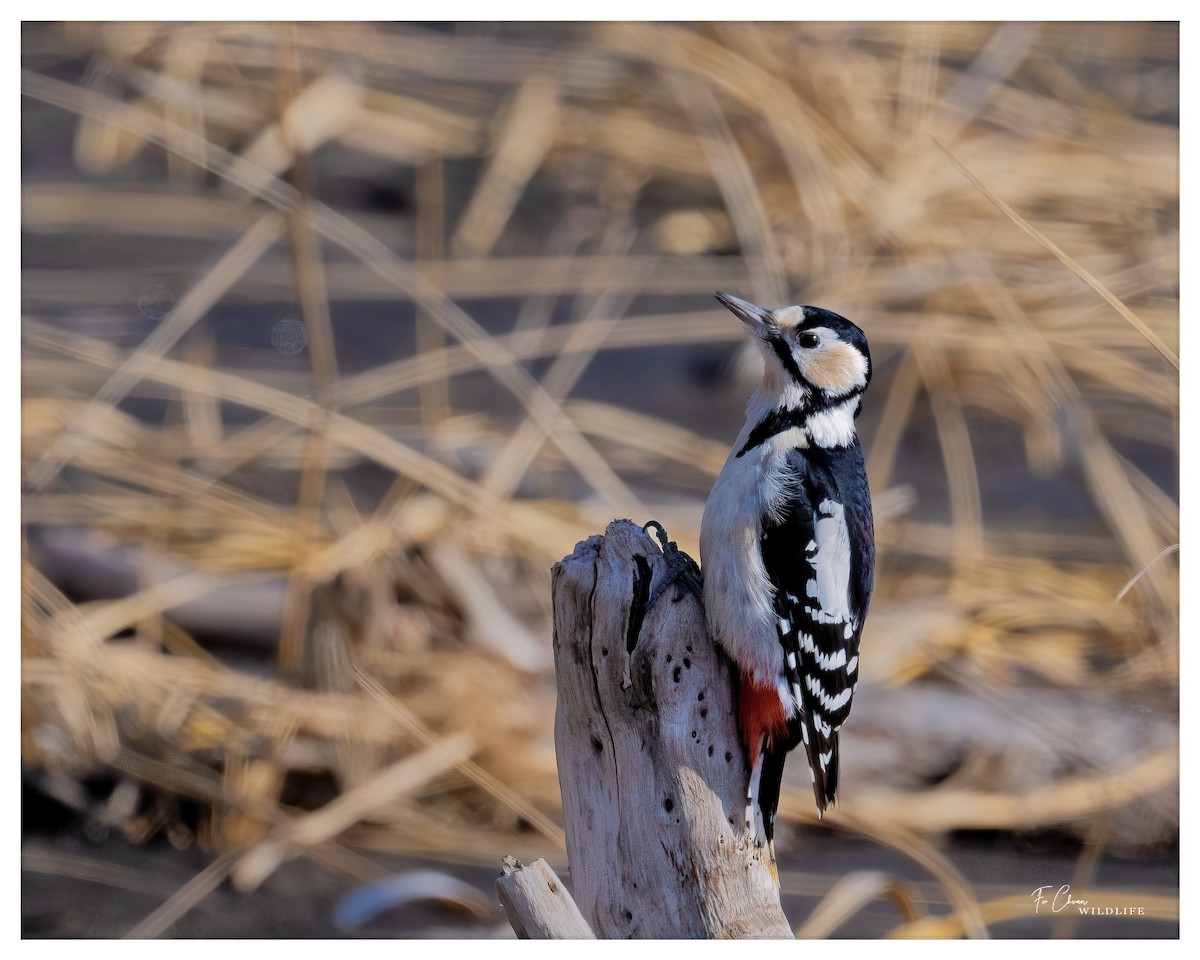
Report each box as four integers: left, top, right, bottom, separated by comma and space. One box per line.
756, 736, 790, 842
739, 674, 798, 884
798, 711, 839, 817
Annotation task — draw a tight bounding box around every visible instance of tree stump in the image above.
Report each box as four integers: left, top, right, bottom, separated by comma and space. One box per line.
549, 519, 792, 939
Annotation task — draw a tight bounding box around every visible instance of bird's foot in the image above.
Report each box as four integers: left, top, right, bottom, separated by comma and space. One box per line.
642, 520, 704, 609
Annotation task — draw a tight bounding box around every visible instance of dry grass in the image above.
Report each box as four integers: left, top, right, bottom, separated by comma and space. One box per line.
21, 22, 1177, 937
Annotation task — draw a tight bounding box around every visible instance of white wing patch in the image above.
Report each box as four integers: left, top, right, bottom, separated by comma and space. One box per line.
808, 499, 853, 623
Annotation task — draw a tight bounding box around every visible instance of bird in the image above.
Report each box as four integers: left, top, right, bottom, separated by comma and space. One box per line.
699, 291, 875, 866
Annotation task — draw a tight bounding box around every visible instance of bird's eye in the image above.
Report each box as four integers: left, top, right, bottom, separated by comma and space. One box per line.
799, 332, 820, 349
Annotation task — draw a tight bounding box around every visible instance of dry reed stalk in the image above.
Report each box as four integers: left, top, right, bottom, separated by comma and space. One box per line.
451, 76, 559, 258
23, 69, 645, 514
232, 72, 366, 198
21, 185, 258, 236
27, 323, 584, 558
21, 252, 753, 304
123, 848, 245, 939
480, 217, 642, 501
563, 400, 730, 478
807, 808, 989, 939
230, 731, 476, 890
23, 846, 168, 897
913, 330, 985, 579
853, 747, 1176, 834
355, 669, 565, 849
415, 157, 452, 434
654, 48, 788, 305
795, 870, 924, 939
25, 211, 285, 490
927, 133, 1178, 369
275, 201, 339, 672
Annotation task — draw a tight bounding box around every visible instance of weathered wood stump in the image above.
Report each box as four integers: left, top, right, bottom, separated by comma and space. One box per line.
547, 519, 792, 938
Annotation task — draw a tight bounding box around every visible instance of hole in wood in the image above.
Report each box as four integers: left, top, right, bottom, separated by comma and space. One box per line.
626, 555, 652, 654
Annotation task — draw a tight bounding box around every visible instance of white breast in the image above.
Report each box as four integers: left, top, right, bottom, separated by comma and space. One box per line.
700, 400, 804, 686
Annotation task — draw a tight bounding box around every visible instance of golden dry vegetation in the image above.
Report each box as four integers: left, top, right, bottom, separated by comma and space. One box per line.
21, 21, 1178, 937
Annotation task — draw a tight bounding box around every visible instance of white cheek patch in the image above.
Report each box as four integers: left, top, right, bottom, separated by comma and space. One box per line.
798, 337, 868, 396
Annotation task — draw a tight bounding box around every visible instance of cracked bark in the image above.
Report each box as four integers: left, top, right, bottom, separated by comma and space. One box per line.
548, 519, 793, 939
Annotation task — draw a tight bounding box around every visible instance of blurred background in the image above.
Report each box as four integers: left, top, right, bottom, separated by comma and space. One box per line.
20, 21, 1178, 939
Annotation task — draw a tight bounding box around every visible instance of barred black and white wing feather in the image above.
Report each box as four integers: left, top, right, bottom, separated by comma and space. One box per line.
760, 445, 874, 816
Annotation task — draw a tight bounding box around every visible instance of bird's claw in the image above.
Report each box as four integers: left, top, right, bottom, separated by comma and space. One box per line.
642, 520, 704, 608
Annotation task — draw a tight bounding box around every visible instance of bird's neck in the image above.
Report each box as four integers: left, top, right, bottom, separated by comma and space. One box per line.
738, 385, 859, 456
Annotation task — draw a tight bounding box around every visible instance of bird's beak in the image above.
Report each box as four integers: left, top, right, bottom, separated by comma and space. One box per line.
715, 291, 774, 337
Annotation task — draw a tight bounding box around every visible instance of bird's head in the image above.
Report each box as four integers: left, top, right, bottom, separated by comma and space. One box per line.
715, 291, 871, 408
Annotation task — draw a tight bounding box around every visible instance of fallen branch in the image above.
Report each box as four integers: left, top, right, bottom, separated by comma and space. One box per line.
496, 856, 595, 939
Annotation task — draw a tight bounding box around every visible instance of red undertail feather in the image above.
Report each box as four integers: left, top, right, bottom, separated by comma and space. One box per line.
738, 674, 794, 879
737, 676, 788, 767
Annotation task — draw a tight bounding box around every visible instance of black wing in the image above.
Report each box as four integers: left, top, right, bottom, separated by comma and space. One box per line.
759, 443, 874, 817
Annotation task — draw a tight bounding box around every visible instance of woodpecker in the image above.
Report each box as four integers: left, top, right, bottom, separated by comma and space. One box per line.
700, 291, 874, 860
